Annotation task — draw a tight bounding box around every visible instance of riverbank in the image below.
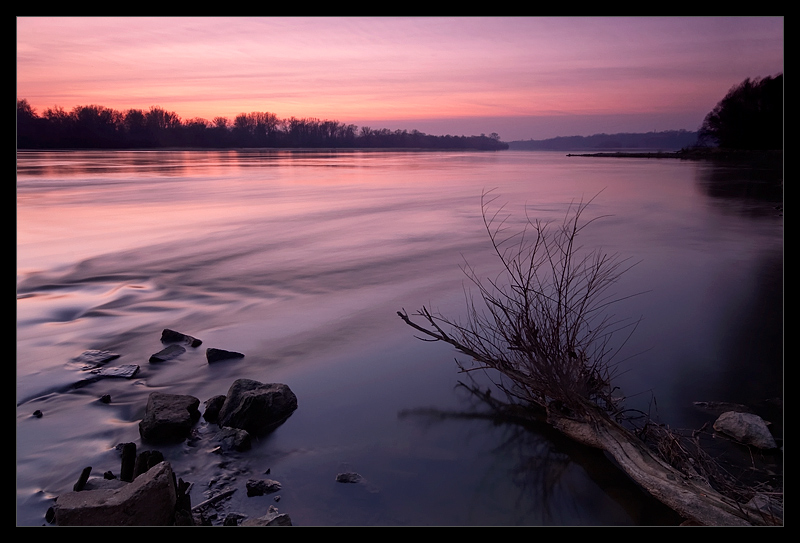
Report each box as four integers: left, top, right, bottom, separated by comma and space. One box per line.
566, 148, 783, 167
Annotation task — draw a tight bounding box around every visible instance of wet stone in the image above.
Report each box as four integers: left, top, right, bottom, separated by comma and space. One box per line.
161, 329, 202, 348
206, 348, 245, 364
149, 344, 186, 363
71, 350, 121, 370
92, 364, 140, 379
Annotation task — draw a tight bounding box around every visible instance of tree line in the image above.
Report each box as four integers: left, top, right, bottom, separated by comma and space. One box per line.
698, 73, 783, 150
507, 130, 699, 151
16, 100, 508, 151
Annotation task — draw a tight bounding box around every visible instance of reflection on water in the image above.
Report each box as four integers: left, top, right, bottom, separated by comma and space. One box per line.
16, 150, 782, 525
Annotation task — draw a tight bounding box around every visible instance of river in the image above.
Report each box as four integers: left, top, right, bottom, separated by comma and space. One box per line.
16, 149, 783, 525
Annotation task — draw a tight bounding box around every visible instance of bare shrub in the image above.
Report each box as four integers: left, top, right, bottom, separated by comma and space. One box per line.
399, 190, 640, 416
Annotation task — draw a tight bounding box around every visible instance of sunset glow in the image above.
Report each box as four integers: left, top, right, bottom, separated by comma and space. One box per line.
17, 17, 784, 140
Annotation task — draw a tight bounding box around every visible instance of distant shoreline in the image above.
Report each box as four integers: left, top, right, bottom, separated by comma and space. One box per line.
566, 151, 683, 158
566, 148, 783, 165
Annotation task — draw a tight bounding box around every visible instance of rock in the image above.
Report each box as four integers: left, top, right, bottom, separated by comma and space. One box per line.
92, 364, 140, 379
71, 349, 121, 369
203, 395, 226, 423
53, 461, 179, 526
206, 348, 245, 363
216, 379, 298, 435
335, 472, 362, 483
241, 505, 292, 526
161, 328, 203, 348
138, 392, 201, 443
213, 427, 252, 452
32, 410, 43, 418
713, 411, 778, 449
68, 364, 140, 391
99, 394, 112, 404
149, 344, 186, 363
245, 478, 281, 497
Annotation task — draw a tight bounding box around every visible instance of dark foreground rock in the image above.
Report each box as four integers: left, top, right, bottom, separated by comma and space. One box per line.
139, 392, 201, 443
217, 379, 298, 434
53, 461, 180, 526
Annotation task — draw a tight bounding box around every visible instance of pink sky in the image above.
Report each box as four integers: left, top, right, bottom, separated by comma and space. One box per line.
16, 17, 784, 141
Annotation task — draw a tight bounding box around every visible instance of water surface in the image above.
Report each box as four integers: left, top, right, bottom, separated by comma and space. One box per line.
16, 149, 783, 525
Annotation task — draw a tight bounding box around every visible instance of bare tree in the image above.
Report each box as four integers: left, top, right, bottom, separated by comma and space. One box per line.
398, 191, 781, 526
400, 190, 638, 415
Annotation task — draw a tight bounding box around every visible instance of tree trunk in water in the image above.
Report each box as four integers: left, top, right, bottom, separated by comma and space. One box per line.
545, 400, 775, 526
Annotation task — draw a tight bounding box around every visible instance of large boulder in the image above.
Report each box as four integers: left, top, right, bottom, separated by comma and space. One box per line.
139, 392, 201, 443
713, 411, 778, 449
53, 461, 178, 526
217, 379, 298, 435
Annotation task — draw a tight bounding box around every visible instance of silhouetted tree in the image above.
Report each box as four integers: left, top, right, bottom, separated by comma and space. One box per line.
145, 106, 181, 147
698, 74, 783, 150
17, 99, 42, 148
71, 105, 123, 147
122, 108, 150, 147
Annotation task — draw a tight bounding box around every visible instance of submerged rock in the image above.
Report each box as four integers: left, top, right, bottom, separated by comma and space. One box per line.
91, 364, 140, 379
149, 344, 186, 363
71, 349, 121, 369
335, 472, 363, 483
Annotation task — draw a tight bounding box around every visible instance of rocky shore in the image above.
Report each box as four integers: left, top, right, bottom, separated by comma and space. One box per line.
34, 329, 368, 526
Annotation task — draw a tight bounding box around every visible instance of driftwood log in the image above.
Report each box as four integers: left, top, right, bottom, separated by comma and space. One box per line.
545, 398, 774, 526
